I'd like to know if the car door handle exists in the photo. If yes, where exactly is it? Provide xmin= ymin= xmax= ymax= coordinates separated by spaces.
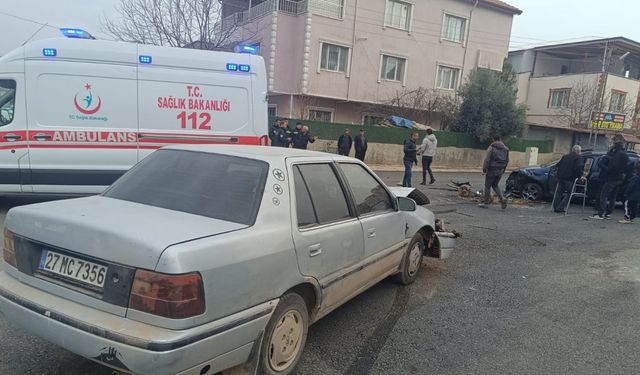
xmin=3 ymin=134 xmax=21 ymax=142
xmin=309 ymin=244 xmax=322 ymax=257
xmin=33 ymin=134 xmax=52 ymax=141
xmin=367 ymin=228 xmax=376 ymax=238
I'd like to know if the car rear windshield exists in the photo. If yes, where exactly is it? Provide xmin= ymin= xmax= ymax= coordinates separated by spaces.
xmin=104 ymin=149 xmax=268 ymax=225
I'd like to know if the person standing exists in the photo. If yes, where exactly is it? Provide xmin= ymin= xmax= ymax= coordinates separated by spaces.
xmin=271 ymin=121 xmax=289 ymax=147
xmin=418 ymin=128 xmax=438 ymax=185
xmin=591 ymin=140 xmax=629 ymax=219
xmin=337 ymin=129 xmax=353 ymax=156
xmin=553 ymin=145 xmax=584 ymax=213
xmin=287 ymin=122 xmax=303 ymax=148
xmin=354 ymin=129 xmax=368 ymax=162
xmin=292 ymin=126 xmax=318 ymax=150
xmin=620 ymin=164 xmax=640 ymax=224
xmin=479 ymin=135 xmax=510 ymax=209
xmin=402 ymin=131 xmax=419 ymax=187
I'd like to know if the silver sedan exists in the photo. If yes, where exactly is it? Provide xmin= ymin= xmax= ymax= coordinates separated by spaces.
xmin=0 ymin=145 xmax=455 ymax=375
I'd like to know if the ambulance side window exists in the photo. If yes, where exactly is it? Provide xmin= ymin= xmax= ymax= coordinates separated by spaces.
xmin=0 ymin=80 xmax=16 ymax=126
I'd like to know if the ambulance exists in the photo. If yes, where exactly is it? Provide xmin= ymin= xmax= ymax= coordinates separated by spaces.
xmin=0 ymin=32 xmax=268 ymax=195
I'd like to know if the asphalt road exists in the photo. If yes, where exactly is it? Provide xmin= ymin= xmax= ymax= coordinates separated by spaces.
xmin=2 ymin=171 xmax=640 ymax=374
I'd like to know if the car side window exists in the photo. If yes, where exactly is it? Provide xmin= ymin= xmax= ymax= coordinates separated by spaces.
xmin=295 ymin=164 xmax=351 ymax=226
xmin=293 ymin=167 xmax=317 ymax=227
xmin=339 ymin=163 xmax=394 ymax=215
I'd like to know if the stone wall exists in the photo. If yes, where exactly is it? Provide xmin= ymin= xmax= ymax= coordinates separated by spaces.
xmin=308 ymin=140 xmax=559 ymax=169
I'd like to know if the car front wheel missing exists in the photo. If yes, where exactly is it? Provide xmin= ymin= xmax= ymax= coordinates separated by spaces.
xmin=259 ymin=293 xmax=309 ymax=375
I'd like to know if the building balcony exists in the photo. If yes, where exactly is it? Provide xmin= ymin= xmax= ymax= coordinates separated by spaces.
xmin=220 ymin=0 xmax=344 ymax=29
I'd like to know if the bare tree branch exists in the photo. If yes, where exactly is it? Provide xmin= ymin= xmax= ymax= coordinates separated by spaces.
xmin=101 ymin=0 xmax=254 ymax=49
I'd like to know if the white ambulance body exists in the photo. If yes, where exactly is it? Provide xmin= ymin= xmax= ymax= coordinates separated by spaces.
xmin=0 ymin=37 xmax=268 ymax=195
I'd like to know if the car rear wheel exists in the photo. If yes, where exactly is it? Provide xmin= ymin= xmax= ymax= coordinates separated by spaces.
xmin=407 ymin=189 xmax=430 ymax=205
xmin=522 ymin=182 xmax=543 ymax=201
xmin=394 ymin=234 xmax=424 ymax=285
xmin=259 ymin=293 xmax=309 ymax=375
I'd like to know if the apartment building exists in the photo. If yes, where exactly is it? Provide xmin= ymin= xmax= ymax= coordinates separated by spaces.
xmin=509 ymin=37 xmax=640 ymax=152
xmin=221 ymin=0 xmax=521 ymax=125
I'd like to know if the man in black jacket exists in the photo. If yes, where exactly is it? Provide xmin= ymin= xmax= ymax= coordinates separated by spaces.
xmin=292 ymin=126 xmax=317 ymax=150
xmin=479 ymin=135 xmax=510 ymax=209
xmin=354 ymin=129 xmax=368 ymax=161
xmin=553 ymin=145 xmax=583 ymax=213
xmin=591 ymin=141 xmax=629 ymax=219
xmin=337 ymin=129 xmax=353 ymax=156
xmin=402 ymin=131 xmax=419 ymax=187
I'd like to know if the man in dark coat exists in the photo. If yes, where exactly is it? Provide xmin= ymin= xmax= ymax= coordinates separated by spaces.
xmin=591 ymin=141 xmax=629 ymax=219
xmin=292 ymin=126 xmax=317 ymax=150
xmin=270 ymin=121 xmax=289 ymax=147
xmin=479 ymin=135 xmax=510 ymax=209
xmin=553 ymin=145 xmax=584 ymax=213
xmin=354 ymin=129 xmax=368 ymax=162
xmin=402 ymin=131 xmax=420 ymax=187
xmin=337 ymin=129 xmax=353 ymax=156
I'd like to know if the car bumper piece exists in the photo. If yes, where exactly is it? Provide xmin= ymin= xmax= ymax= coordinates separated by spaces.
xmin=0 ymin=269 xmax=277 ymax=375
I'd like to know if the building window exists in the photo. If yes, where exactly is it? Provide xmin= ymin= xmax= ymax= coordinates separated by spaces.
xmin=441 ymin=14 xmax=466 ymax=43
xmin=380 ymin=55 xmax=406 ymax=82
xmin=308 ymin=107 xmax=334 ymax=122
xmin=436 ymin=65 xmax=460 ymax=90
xmin=363 ymin=114 xmax=386 ymax=126
xmin=320 ymin=43 xmax=349 ymax=73
xmin=268 ymin=105 xmax=277 ymax=118
xmin=385 ymin=0 xmax=412 ymax=31
xmin=548 ymin=89 xmax=571 ymax=108
xmin=610 ymin=90 xmax=627 ymax=113
xmin=310 ymin=0 xmax=345 ymax=19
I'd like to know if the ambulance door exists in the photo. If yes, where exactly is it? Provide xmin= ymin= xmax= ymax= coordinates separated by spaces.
xmin=136 ymin=46 xmax=253 ymax=161
xmin=0 ymin=76 xmax=29 ymax=193
xmin=25 ymin=44 xmax=138 ymax=194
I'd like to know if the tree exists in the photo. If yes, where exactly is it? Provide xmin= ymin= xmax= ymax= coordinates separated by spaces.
xmin=452 ymin=62 xmax=526 ymax=141
xmin=553 ymin=77 xmax=638 ymax=129
xmin=101 ymin=0 xmax=246 ymax=49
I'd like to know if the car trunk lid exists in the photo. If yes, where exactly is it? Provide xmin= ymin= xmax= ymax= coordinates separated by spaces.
xmin=6 ymin=196 xmax=247 ymax=270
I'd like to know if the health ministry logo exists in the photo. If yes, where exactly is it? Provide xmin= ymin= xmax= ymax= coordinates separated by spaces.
xmin=73 ymin=83 xmax=102 ymax=115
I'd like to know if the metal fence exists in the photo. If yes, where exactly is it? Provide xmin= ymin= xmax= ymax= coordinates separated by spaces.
xmin=220 ymin=0 xmax=344 ymax=30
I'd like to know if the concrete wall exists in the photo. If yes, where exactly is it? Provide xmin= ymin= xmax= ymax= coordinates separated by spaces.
xmin=308 ymin=139 xmax=557 ymax=169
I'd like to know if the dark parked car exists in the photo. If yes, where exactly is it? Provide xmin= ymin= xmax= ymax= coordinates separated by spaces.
xmin=505 ymin=150 xmax=639 ymax=202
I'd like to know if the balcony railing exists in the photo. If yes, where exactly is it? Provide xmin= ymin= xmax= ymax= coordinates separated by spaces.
xmin=220 ymin=0 xmax=343 ymax=30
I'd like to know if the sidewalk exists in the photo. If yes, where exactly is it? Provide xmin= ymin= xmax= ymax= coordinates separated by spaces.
xmin=369 ymin=164 xmax=483 ymax=173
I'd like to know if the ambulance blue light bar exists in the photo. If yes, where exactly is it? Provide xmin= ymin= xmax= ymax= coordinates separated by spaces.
xmin=42 ymin=48 xmax=57 ymax=57
xmin=226 ymin=63 xmax=239 ymax=71
xmin=60 ymin=28 xmax=95 ymax=40
xmin=239 ymin=64 xmax=251 ymax=72
xmin=139 ymin=55 xmax=152 ymax=64
xmin=238 ymin=45 xmax=258 ymax=54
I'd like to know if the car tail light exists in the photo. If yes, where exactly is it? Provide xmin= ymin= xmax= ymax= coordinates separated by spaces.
xmin=129 ymin=270 xmax=205 ymax=319
xmin=3 ymin=229 xmax=16 ymax=267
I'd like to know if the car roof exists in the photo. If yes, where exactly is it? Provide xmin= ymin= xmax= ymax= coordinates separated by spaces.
xmin=163 ymin=144 xmax=354 ymax=162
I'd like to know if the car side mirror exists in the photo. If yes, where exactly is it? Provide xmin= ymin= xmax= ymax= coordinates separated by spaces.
xmin=397 ymin=196 xmax=416 ymax=212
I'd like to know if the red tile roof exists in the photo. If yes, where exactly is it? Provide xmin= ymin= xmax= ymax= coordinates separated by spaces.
xmin=478 ymin=0 xmax=523 ymax=15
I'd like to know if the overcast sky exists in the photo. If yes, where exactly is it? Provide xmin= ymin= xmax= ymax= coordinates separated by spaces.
xmin=1 ymin=0 xmax=639 ymax=55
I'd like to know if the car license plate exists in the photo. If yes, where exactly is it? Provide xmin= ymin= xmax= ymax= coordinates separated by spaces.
xmin=38 ymin=250 xmax=107 ymax=288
